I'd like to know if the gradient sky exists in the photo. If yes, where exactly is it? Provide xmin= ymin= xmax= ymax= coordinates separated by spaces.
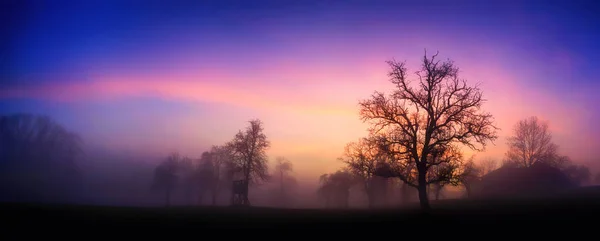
xmin=2 ymin=0 xmax=600 ymax=182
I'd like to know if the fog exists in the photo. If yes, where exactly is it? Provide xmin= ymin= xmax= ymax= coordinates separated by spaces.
xmin=1 ymin=112 xmax=597 ymax=210
xmin=2 ymin=1 xmax=600 ymax=212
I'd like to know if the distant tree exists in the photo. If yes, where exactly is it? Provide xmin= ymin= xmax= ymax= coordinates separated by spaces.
xmin=595 ymin=173 xmax=600 ymax=185
xmin=479 ymin=157 xmax=499 ymax=175
xmin=195 ymin=151 xmax=215 ymax=205
xmin=179 ymin=156 xmax=197 ymax=205
xmin=207 ymin=145 xmax=232 ymax=205
xmin=505 ymin=116 xmax=560 ymax=167
xmin=152 ymin=152 xmax=180 ymax=207
xmin=426 ymin=145 xmax=464 ymax=200
xmin=359 ymin=51 xmax=499 ymax=210
xmin=563 ymin=164 xmax=591 ymax=186
xmin=0 ymin=114 xmax=84 ymax=203
xmin=271 ymin=156 xmax=297 ymax=207
xmin=316 ymin=170 xmax=356 ymax=208
xmin=228 ymin=119 xmax=271 ymax=205
xmin=341 ymin=137 xmax=384 ymax=208
xmin=457 ymin=157 xmax=479 ymax=198
xmin=457 ymin=156 xmax=499 ymax=198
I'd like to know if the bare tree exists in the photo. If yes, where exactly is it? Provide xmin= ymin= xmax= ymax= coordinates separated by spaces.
xmin=0 ymin=114 xmax=84 ymax=203
xmin=179 ymin=156 xmax=196 ymax=205
xmin=359 ymin=51 xmax=499 ymax=210
xmin=341 ymin=137 xmax=386 ymax=207
xmin=456 ymin=156 xmax=482 ymax=198
xmin=316 ymin=170 xmax=356 ymax=208
xmin=274 ymin=157 xmax=294 ymax=194
xmin=564 ymin=164 xmax=591 ymax=186
xmin=456 ymin=156 xmax=500 ymax=198
xmin=228 ymin=119 xmax=271 ymax=205
xmin=207 ymin=145 xmax=231 ymax=205
xmin=195 ymin=151 xmax=215 ymax=205
xmin=426 ymin=145 xmax=464 ymax=200
xmin=152 ymin=152 xmax=180 ymax=207
xmin=478 ymin=157 xmax=499 ymax=176
xmin=505 ymin=116 xmax=559 ymax=167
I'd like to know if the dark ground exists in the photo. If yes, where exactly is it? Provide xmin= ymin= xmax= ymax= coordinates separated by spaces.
xmin=2 ymin=186 xmax=600 ymax=236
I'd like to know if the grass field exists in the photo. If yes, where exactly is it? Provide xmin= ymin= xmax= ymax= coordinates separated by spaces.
xmin=2 ymin=186 xmax=600 ymax=233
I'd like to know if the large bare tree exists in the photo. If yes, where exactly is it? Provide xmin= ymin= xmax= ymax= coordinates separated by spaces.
xmin=505 ymin=116 xmax=559 ymax=167
xmin=359 ymin=51 xmax=499 ymax=210
xmin=228 ymin=119 xmax=270 ymax=205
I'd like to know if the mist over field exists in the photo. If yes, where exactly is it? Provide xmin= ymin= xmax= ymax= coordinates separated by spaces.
xmin=1 ymin=0 xmax=600 ymax=215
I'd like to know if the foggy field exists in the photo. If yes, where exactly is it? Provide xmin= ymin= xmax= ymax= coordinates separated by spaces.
xmin=4 ymin=186 xmax=600 ymax=230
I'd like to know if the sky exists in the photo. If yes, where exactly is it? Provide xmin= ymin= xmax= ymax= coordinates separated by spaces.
xmin=1 ymin=0 xmax=600 ymax=183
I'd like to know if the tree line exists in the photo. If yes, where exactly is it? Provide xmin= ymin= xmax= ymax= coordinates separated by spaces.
xmin=1 ymin=50 xmax=598 ymax=210
xmin=316 ymin=51 xmax=595 ymax=210
xmin=150 ymin=119 xmax=297 ymax=207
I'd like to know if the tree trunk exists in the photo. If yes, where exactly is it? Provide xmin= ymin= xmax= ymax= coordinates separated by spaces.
xmin=417 ymin=169 xmax=430 ymax=211
xmin=244 ymin=163 xmax=251 ymax=206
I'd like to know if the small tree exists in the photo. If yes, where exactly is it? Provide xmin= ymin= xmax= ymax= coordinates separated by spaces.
xmin=195 ymin=151 xmax=215 ymax=205
xmin=152 ymin=152 xmax=181 ymax=207
xmin=505 ymin=116 xmax=559 ymax=167
xmin=341 ymin=137 xmax=385 ymax=207
xmin=207 ymin=145 xmax=232 ymax=205
xmin=271 ymin=156 xmax=297 ymax=207
xmin=179 ymin=156 xmax=197 ymax=205
xmin=317 ymin=170 xmax=356 ymax=208
xmin=563 ymin=164 xmax=591 ymax=186
xmin=360 ymin=51 xmax=499 ymax=210
xmin=228 ymin=119 xmax=271 ymax=205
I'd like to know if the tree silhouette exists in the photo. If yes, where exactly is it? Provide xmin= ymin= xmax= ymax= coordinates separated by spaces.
xmin=359 ymin=51 xmax=499 ymax=210
xmin=270 ymin=156 xmax=297 ymax=207
xmin=195 ymin=151 xmax=215 ymax=205
xmin=563 ymin=164 xmax=591 ymax=186
xmin=152 ymin=152 xmax=180 ymax=207
xmin=0 ymin=113 xmax=84 ymax=203
xmin=458 ymin=157 xmax=499 ymax=198
xmin=207 ymin=145 xmax=232 ymax=205
xmin=505 ymin=116 xmax=560 ymax=167
xmin=228 ymin=119 xmax=270 ymax=205
xmin=317 ymin=170 xmax=356 ymax=208
xmin=479 ymin=157 xmax=499 ymax=175
xmin=179 ymin=155 xmax=197 ymax=205
xmin=341 ymin=137 xmax=385 ymax=207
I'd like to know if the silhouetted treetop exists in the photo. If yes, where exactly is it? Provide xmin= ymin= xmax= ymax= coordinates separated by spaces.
xmin=0 ymin=113 xmax=84 ymax=203
xmin=505 ymin=116 xmax=559 ymax=168
xmin=359 ymin=50 xmax=499 ymax=210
